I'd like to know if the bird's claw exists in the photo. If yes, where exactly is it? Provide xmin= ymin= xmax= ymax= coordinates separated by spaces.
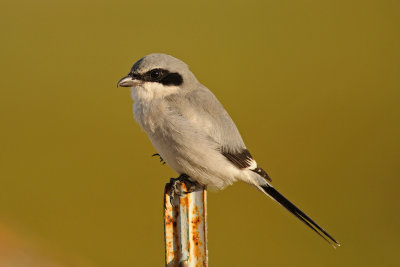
xmin=152 ymin=153 xmax=166 ymax=165
xmin=169 ymin=174 xmax=203 ymax=204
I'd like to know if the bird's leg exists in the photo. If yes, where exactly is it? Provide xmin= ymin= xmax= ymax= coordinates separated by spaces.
xmin=169 ymin=174 xmax=204 ymax=203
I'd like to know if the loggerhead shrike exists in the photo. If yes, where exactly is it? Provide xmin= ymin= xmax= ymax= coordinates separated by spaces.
xmin=117 ymin=53 xmax=340 ymax=247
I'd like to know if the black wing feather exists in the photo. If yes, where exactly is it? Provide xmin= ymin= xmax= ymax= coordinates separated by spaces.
xmin=222 ymin=148 xmax=272 ymax=182
xmin=222 ymin=148 xmax=253 ymax=169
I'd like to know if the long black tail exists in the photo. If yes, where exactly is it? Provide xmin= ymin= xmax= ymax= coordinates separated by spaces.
xmin=261 ymin=184 xmax=340 ymax=248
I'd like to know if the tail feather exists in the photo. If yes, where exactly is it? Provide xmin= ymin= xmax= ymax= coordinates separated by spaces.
xmin=260 ymin=184 xmax=340 ymax=248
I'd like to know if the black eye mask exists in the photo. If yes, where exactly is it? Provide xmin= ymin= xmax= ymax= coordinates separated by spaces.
xmin=129 ymin=68 xmax=183 ymax=86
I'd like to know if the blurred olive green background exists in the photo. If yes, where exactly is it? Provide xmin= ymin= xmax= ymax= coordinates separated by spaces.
xmin=0 ymin=0 xmax=399 ymax=266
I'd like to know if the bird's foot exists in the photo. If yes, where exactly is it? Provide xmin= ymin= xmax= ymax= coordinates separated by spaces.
xmin=152 ymin=153 xmax=166 ymax=165
xmin=169 ymin=174 xmax=203 ymax=204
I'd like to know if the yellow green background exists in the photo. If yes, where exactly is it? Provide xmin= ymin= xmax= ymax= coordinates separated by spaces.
xmin=0 ymin=0 xmax=399 ymax=266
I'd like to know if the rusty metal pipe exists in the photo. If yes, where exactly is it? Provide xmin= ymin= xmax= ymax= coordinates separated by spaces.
xmin=164 ymin=182 xmax=208 ymax=267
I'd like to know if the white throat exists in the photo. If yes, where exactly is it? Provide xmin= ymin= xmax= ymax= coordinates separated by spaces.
xmin=130 ymin=82 xmax=180 ymax=103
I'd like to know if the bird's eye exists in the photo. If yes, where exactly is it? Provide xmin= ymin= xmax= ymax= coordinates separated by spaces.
xmin=150 ymin=69 xmax=162 ymax=80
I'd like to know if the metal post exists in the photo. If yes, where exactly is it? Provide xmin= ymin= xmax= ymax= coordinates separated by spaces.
xmin=164 ymin=182 xmax=208 ymax=267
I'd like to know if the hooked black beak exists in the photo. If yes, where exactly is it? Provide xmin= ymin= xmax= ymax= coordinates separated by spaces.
xmin=117 ymin=74 xmax=139 ymax=88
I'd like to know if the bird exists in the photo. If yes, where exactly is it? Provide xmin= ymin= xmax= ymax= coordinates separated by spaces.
xmin=117 ymin=53 xmax=340 ymax=248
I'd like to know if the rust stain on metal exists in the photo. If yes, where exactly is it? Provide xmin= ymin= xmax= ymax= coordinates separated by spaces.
xmin=190 ymin=211 xmax=203 ymax=261
xmin=165 ymin=215 xmax=173 ymax=226
xmin=192 ymin=219 xmax=201 ymax=245
xmin=164 ymin=184 xmax=181 ymax=266
xmin=164 ymin=181 xmax=208 ymax=266
xmin=202 ymin=189 xmax=208 ymax=264
xmin=179 ymin=184 xmax=188 ymax=208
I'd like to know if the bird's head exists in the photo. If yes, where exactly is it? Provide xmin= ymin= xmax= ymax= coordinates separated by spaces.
xmin=117 ymin=53 xmax=197 ymax=101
